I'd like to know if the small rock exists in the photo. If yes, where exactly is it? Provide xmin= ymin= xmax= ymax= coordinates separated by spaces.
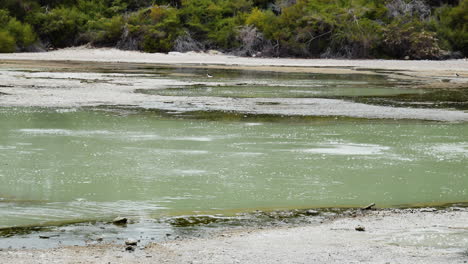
xmin=420 ymin=208 xmax=437 ymax=212
xmin=125 ymin=238 xmax=138 ymax=246
xmin=404 ymin=56 xmax=410 ymax=60
xmin=355 ymin=225 xmax=365 ymax=232
xmin=112 ymin=217 xmax=128 ymax=225
xmin=362 ymin=203 xmax=376 ymax=210
xmin=125 ymin=246 xmax=135 ymax=252
xmin=96 ymin=237 xmax=104 ymax=242
xmin=305 ymin=210 xmax=320 ymax=216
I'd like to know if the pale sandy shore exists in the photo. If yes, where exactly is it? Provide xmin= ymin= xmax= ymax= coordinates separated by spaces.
xmin=0 ymin=47 xmax=467 ymax=76
xmin=1 ymin=209 xmax=467 ymax=264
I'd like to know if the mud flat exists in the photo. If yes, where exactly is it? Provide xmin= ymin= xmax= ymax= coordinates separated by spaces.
xmin=0 ymin=208 xmax=467 ymax=264
xmin=0 ymin=53 xmax=467 ymax=121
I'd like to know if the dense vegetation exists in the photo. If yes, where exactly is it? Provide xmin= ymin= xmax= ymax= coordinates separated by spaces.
xmin=0 ymin=0 xmax=466 ymax=59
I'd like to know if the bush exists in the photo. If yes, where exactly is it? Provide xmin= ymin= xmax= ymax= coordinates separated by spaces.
xmin=5 ymin=18 xmax=36 ymax=47
xmin=0 ymin=9 xmax=36 ymax=50
xmin=434 ymin=0 xmax=468 ymax=56
xmin=235 ymin=25 xmax=265 ymax=56
xmin=327 ymin=18 xmax=382 ymax=58
xmin=30 ymin=7 xmax=88 ymax=48
xmin=382 ymin=21 xmax=443 ymax=59
xmin=124 ymin=5 xmax=183 ymax=53
xmin=174 ymin=31 xmax=205 ymax=52
xmin=87 ymin=15 xmax=125 ymax=45
xmin=0 ymin=30 xmax=15 ymax=52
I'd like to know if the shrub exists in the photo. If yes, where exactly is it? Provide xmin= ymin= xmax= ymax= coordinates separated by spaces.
xmin=382 ymin=21 xmax=443 ymax=59
xmin=236 ymin=25 xmax=264 ymax=56
xmin=31 ymin=7 xmax=88 ymax=48
xmin=5 ymin=18 xmax=36 ymax=47
xmin=434 ymin=0 xmax=468 ymax=56
xmin=0 ymin=9 xmax=36 ymax=50
xmin=87 ymin=15 xmax=125 ymax=45
xmin=327 ymin=18 xmax=382 ymax=58
xmin=0 ymin=30 xmax=15 ymax=52
xmin=174 ymin=31 xmax=205 ymax=52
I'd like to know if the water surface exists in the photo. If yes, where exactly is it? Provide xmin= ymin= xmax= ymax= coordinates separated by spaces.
xmin=1 ymin=108 xmax=466 ymax=229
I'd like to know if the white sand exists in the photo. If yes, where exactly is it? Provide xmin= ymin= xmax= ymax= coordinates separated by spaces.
xmin=0 ymin=47 xmax=467 ymax=74
xmin=1 ymin=209 xmax=467 ymax=263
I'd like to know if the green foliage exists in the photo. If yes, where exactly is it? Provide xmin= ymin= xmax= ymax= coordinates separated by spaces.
xmin=434 ymin=0 xmax=468 ymax=55
xmin=29 ymin=7 xmax=88 ymax=47
xmin=86 ymin=15 xmax=125 ymax=45
xmin=330 ymin=18 xmax=383 ymax=58
xmin=0 ymin=30 xmax=15 ymax=52
xmin=6 ymin=18 xmax=36 ymax=47
xmin=0 ymin=9 xmax=36 ymax=50
xmin=383 ymin=20 xmax=442 ymax=59
xmin=0 ymin=0 xmax=466 ymax=58
xmin=125 ymin=5 xmax=183 ymax=52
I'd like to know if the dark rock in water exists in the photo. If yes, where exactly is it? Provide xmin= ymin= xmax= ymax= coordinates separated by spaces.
xmin=125 ymin=238 xmax=138 ymax=246
xmin=112 ymin=217 xmax=128 ymax=225
xmin=39 ymin=234 xmax=59 ymax=239
xmin=362 ymin=203 xmax=376 ymax=210
xmin=305 ymin=210 xmax=320 ymax=216
xmin=355 ymin=225 xmax=365 ymax=232
xmin=125 ymin=245 xmax=135 ymax=252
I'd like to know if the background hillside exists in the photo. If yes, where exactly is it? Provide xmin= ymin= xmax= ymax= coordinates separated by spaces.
xmin=0 ymin=0 xmax=466 ymax=59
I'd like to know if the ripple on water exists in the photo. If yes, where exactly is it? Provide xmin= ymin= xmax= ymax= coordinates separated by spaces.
xmin=293 ymin=143 xmax=390 ymax=155
xmin=426 ymin=143 xmax=468 ymax=160
xmin=172 ymin=169 xmax=207 ymax=176
xmin=124 ymin=134 xmax=214 ymax=142
xmin=17 ymin=129 xmax=114 ymax=136
xmin=0 ymin=146 xmax=16 ymax=150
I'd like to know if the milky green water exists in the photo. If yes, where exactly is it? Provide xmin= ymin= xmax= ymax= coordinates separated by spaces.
xmin=0 ymin=107 xmax=467 ymax=228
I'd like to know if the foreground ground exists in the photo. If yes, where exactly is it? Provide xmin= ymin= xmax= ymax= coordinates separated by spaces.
xmin=1 ymin=209 xmax=467 ymax=264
